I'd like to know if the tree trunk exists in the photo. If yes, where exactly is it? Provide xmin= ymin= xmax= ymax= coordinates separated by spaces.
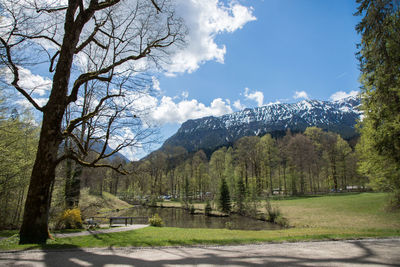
xmin=283 ymin=163 xmax=287 ymax=195
xmin=332 ymin=158 xmax=338 ymax=191
xmin=308 ymin=166 xmax=313 ymax=194
xmin=269 ymin=164 xmax=273 ymax=195
xmin=19 ymin=117 xmax=62 ymax=243
xmin=66 ymin=164 xmax=82 ymax=208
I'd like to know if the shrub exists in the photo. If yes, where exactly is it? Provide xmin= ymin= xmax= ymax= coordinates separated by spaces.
xmin=149 ymin=196 xmax=158 ymax=207
xmin=265 ymin=198 xmax=289 ymax=226
xmin=148 ymin=213 xmax=164 ymax=227
xmin=59 ymin=208 xmax=83 ymax=229
xmin=225 ymin=221 xmax=233 ymax=230
xmin=275 ymin=216 xmax=289 ymax=228
xmin=265 ymin=200 xmax=281 ymax=222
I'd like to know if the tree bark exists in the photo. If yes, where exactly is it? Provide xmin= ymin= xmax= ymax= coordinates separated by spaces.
xmin=19 ymin=113 xmax=63 ymax=243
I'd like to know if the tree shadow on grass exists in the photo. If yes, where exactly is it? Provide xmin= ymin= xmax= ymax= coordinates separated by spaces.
xmin=0 ymin=239 xmax=399 ymax=266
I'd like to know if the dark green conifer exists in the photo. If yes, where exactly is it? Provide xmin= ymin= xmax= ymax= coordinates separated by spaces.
xmin=219 ymin=177 xmax=231 ymax=213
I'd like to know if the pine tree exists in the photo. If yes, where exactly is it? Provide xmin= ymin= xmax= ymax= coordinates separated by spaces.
xmin=219 ymin=177 xmax=231 ymax=213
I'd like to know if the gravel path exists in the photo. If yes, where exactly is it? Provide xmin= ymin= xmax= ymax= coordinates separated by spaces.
xmin=0 ymin=238 xmax=399 ymax=266
xmin=53 ymin=224 xmax=149 ymax=238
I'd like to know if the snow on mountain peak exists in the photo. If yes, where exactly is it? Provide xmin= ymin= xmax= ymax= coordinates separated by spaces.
xmin=165 ymin=97 xmax=361 ymax=153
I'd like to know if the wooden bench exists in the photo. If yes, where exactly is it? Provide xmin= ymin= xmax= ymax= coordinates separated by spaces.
xmin=85 ymin=217 xmax=101 ymax=229
xmin=109 ymin=216 xmax=148 ymax=226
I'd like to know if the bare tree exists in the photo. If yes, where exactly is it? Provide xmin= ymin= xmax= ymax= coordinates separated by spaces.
xmin=0 ymin=0 xmax=185 ymax=243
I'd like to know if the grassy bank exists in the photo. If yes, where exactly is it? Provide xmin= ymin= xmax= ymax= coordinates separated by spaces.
xmin=271 ymin=193 xmax=400 ymax=230
xmin=1 ymin=192 xmax=399 ymax=250
xmin=79 ymin=189 xmax=132 ymax=217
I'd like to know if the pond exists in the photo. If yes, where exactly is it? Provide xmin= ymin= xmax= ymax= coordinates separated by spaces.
xmin=120 ymin=206 xmax=282 ymax=230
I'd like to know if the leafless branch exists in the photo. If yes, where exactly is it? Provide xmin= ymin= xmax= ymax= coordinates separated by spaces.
xmin=0 ymin=37 xmax=44 ymax=112
xmin=35 ymin=6 xmax=68 ymax=14
xmin=89 ymin=0 xmax=122 ymax=12
xmin=49 ymin=51 xmax=60 ymax=72
xmin=57 ymin=153 xmax=128 ymax=175
xmin=64 ymin=93 xmax=122 ymax=135
xmin=150 ymin=0 xmax=162 ymax=13
xmin=75 ymin=19 xmax=108 ymax=53
xmin=13 ymin=33 xmax=62 ymax=48
xmin=65 ymin=132 xmax=88 ymax=156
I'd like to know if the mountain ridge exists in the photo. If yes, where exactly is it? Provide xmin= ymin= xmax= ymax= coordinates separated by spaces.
xmin=160 ymin=96 xmax=362 ymax=154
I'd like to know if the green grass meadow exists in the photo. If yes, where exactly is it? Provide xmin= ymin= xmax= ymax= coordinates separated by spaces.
xmin=270 ymin=192 xmax=400 ymax=229
xmin=1 ymin=193 xmax=399 ymax=250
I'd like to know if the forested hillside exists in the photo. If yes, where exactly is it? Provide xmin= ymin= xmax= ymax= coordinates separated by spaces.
xmin=127 ymin=127 xmax=365 ymax=202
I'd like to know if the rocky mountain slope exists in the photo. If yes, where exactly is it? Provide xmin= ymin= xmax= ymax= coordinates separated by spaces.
xmin=161 ymin=96 xmax=361 ymax=154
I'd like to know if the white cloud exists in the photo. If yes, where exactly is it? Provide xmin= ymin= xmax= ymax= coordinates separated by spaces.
xmin=329 ymin=90 xmax=359 ymax=101
xmin=152 ymin=76 xmax=161 ymax=91
xmin=233 ymin=99 xmax=246 ymax=110
xmin=181 ymin=91 xmax=189 ymax=99
xmin=244 ymin=87 xmax=264 ymax=107
xmin=151 ymin=96 xmax=232 ymax=124
xmin=168 ymin=0 xmax=256 ymax=74
xmin=293 ymin=91 xmax=309 ymax=99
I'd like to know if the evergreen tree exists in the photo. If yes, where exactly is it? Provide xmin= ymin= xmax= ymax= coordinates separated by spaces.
xmin=218 ymin=177 xmax=231 ymax=213
xmin=355 ymin=0 xmax=400 ymax=206
xmin=235 ymin=177 xmax=246 ymax=215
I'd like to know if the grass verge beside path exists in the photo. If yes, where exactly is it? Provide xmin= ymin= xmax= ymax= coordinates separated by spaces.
xmin=1 ymin=192 xmax=399 ymax=250
xmin=1 ymin=227 xmax=399 ymax=251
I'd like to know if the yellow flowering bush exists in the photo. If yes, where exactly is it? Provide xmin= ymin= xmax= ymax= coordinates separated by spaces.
xmin=60 ymin=208 xmax=83 ymax=229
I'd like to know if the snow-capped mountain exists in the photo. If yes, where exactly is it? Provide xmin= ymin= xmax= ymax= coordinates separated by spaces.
xmin=161 ymin=96 xmax=362 ymax=154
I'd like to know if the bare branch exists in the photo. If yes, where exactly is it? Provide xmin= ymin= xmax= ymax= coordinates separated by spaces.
xmin=35 ymin=6 xmax=68 ymax=14
xmin=68 ymin=74 xmax=112 ymax=104
xmin=65 ymin=132 xmax=88 ymax=156
xmin=75 ymin=19 xmax=108 ymax=53
xmin=64 ymin=93 xmax=122 ymax=135
xmin=150 ymin=0 xmax=162 ymax=13
xmin=49 ymin=51 xmax=60 ymax=72
xmin=68 ymin=25 xmax=178 ymax=105
xmin=0 ymin=37 xmax=44 ymax=112
xmin=97 ymin=115 xmax=115 ymax=159
xmin=57 ymin=153 xmax=128 ymax=175
xmin=89 ymin=0 xmax=122 ymax=11
xmin=13 ymin=33 xmax=62 ymax=48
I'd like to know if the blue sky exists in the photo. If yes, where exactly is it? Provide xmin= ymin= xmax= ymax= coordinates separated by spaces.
xmin=146 ymin=0 xmax=362 ymax=157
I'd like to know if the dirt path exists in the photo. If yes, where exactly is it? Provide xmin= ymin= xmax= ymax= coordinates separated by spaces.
xmin=1 ymin=238 xmax=399 ymax=266
xmin=53 ymin=224 xmax=149 ymax=238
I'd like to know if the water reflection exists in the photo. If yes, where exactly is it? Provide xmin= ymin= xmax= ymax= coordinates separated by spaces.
xmin=121 ymin=206 xmax=281 ymax=230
